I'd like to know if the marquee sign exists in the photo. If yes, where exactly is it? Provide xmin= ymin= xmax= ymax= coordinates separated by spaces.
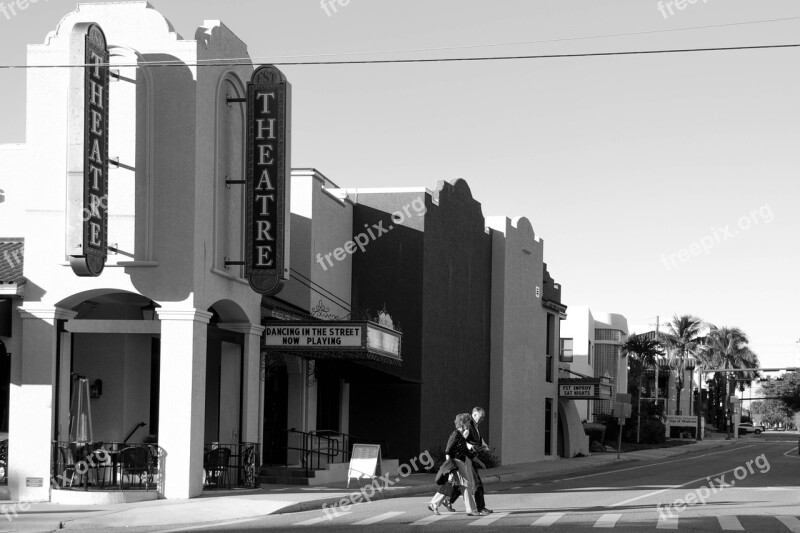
xmin=245 ymin=65 xmax=291 ymax=294
xmin=558 ymin=378 xmax=613 ymax=400
xmin=263 ymin=320 xmax=402 ymax=365
xmin=67 ymin=23 xmax=109 ymax=277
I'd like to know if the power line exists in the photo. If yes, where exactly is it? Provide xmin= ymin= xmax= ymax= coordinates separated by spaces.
xmin=2 ymin=42 xmax=800 ymax=70
xmin=238 ymin=15 xmax=800 ymax=60
xmin=288 ymin=267 xmax=351 ymax=312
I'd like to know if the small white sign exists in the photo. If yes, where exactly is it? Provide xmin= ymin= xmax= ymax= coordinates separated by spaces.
xmin=346 ymin=444 xmax=382 ymax=488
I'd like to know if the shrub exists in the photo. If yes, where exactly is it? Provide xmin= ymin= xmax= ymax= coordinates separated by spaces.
xmin=640 ymin=420 xmax=666 ymax=444
xmin=477 ymin=447 xmax=501 ymax=469
xmin=583 ymin=422 xmax=606 ymax=445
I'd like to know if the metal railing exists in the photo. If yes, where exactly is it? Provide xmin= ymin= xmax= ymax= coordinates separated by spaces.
xmin=202 ymin=442 xmax=261 ymax=490
xmin=266 ymin=428 xmax=387 ymax=476
xmin=309 ymin=430 xmax=388 ymax=463
xmin=52 ymin=441 xmax=161 ymax=492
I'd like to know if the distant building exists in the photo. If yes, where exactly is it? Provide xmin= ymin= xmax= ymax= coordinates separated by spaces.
xmin=561 ymin=307 xmax=629 ymax=421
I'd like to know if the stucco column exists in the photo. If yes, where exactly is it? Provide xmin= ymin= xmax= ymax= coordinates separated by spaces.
xmin=9 ymin=307 xmax=76 ymax=502
xmin=156 ymin=308 xmax=211 ymax=499
xmin=217 ymin=323 xmax=264 ymax=446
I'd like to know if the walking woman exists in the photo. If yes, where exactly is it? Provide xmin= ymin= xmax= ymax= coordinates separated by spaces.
xmin=427 ymin=413 xmax=484 ymax=516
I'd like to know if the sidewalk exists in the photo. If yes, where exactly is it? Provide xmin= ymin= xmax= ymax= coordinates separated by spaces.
xmin=4 ymin=438 xmax=741 ymax=532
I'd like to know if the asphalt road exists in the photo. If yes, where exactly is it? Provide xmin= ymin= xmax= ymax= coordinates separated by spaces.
xmin=164 ymin=434 xmax=800 ymax=532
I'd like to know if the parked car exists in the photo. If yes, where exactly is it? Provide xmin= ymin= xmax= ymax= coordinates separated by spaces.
xmin=737 ymin=423 xmax=765 ymax=435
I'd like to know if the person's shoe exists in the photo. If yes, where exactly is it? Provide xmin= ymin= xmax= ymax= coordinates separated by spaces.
xmin=478 ymin=508 xmax=493 ymax=515
xmin=467 ymin=511 xmax=482 ymax=516
xmin=442 ymin=500 xmax=455 ymax=512
xmin=427 ymin=503 xmax=440 ymax=515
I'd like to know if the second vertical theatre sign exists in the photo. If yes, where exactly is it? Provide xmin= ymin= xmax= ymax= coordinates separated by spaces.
xmin=245 ymin=65 xmax=291 ymax=294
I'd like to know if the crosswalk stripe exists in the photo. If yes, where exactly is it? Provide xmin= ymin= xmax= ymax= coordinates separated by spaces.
xmin=532 ymin=513 xmax=564 ymax=526
xmin=594 ymin=514 xmax=621 ymax=528
xmin=718 ymin=515 xmax=744 ymax=530
xmin=656 ymin=514 xmax=678 ymax=529
xmin=352 ymin=511 xmax=405 ymax=525
xmin=293 ymin=512 xmax=351 ymax=526
xmin=777 ymin=516 xmax=800 ymax=532
xmin=410 ymin=514 xmax=454 ymax=526
xmin=468 ymin=512 xmax=508 ymax=526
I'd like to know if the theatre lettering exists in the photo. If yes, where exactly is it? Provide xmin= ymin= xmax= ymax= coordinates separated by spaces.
xmin=245 ymin=65 xmax=292 ymax=294
xmin=67 ymin=23 xmax=109 ymax=277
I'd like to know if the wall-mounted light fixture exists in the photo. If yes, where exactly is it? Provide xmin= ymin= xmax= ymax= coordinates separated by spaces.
xmin=141 ymin=303 xmax=157 ymax=321
xmin=90 ymin=379 xmax=103 ymax=398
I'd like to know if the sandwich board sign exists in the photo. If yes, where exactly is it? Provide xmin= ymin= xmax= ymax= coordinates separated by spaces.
xmin=346 ymin=444 xmax=382 ymax=488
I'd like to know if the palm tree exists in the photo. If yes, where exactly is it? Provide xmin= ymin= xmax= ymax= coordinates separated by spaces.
xmin=704 ymin=325 xmax=760 ymax=436
xmin=623 ymin=333 xmax=664 ymax=442
xmin=664 ymin=314 xmax=704 ymax=415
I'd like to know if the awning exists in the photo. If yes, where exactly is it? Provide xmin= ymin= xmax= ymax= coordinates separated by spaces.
xmin=262 ymin=320 xmax=402 ymax=366
xmin=558 ymin=377 xmax=613 ymax=400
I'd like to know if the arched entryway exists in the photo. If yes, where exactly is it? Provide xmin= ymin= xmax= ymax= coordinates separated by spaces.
xmin=202 ymin=300 xmax=261 ymax=489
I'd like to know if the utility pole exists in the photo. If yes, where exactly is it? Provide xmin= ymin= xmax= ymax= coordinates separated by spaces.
xmin=654 ymin=316 xmax=660 ymax=418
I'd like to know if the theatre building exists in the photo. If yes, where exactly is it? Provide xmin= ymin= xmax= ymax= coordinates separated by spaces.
xmin=0 ymin=2 xmax=586 ymax=503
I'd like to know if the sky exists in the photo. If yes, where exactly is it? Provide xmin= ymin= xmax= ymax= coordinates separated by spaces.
xmin=1 ymin=0 xmax=798 ymax=370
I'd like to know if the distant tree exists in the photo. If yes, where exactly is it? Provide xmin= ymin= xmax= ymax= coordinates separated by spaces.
xmin=623 ymin=333 xmax=664 ymax=441
xmin=759 ymin=371 xmax=800 ymax=418
xmin=663 ymin=314 xmax=704 ymax=415
xmin=703 ymin=326 xmax=759 ymax=433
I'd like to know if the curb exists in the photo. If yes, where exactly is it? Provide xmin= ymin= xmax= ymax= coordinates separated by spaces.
xmin=273 ymin=439 xmax=739 ymax=515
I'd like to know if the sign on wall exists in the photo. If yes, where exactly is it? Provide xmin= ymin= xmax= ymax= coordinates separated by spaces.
xmin=245 ymin=65 xmax=291 ymax=294
xmin=665 ymin=415 xmax=698 ymax=428
xmin=558 ymin=378 xmax=613 ymax=400
xmin=264 ymin=324 xmax=363 ymax=348
xmin=67 ymin=23 xmax=109 ymax=277
xmin=261 ymin=320 xmax=402 ymax=365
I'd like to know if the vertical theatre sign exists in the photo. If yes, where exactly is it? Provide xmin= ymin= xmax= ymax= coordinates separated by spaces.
xmin=67 ymin=23 xmax=109 ymax=276
xmin=245 ymin=65 xmax=291 ymax=294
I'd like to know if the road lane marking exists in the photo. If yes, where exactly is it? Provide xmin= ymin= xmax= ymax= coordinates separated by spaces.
xmin=656 ymin=514 xmax=678 ymax=529
xmin=777 ymin=516 xmax=800 ymax=532
xmin=411 ymin=514 xmax=454 ymax=525
xmin=532 ymin=512 xmax=564 ymax=526
xmin=294 ymin=513 xmax=351 ymax=526
xmin=352 ymin=511 xmax=405 ymax=525
xmin=718 ymin=515 xmax=744 ymax=530
xmin=594 ymin=514 xmax=621 ymax=528
xmin=782 ymin=447 xmax=800 ymax=458
xmin=562 ymin=445 xmax=755 ymax=483
xmin=610 ymin=450 xmax=759 ymax=509
xmin=468 ymin=512 xmax=507 ymax=526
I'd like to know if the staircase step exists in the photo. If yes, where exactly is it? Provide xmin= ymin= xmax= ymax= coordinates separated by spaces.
xmin=259 ymin=475 xmax=310 ymax=486
xmin=259 ymin=467 xmax=314 ymax=478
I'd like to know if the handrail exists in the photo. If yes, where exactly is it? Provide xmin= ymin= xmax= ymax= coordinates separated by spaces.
xmin=267 ymin=429 xmax=388 ymax=477
xmin=308 ymin=429 xmax=388 ymax=462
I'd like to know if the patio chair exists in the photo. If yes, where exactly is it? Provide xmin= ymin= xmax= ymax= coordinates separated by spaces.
xmin=118 ymin=447 xmax=151 ymax=489
xmin=55 ymin=446 xmax=76 ymax=488
xmin=203 ymin=447 xmax=231 ymax=489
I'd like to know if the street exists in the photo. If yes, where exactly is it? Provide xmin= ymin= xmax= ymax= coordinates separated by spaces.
xmin=165 ymin=435 xmax=800 ymax=532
